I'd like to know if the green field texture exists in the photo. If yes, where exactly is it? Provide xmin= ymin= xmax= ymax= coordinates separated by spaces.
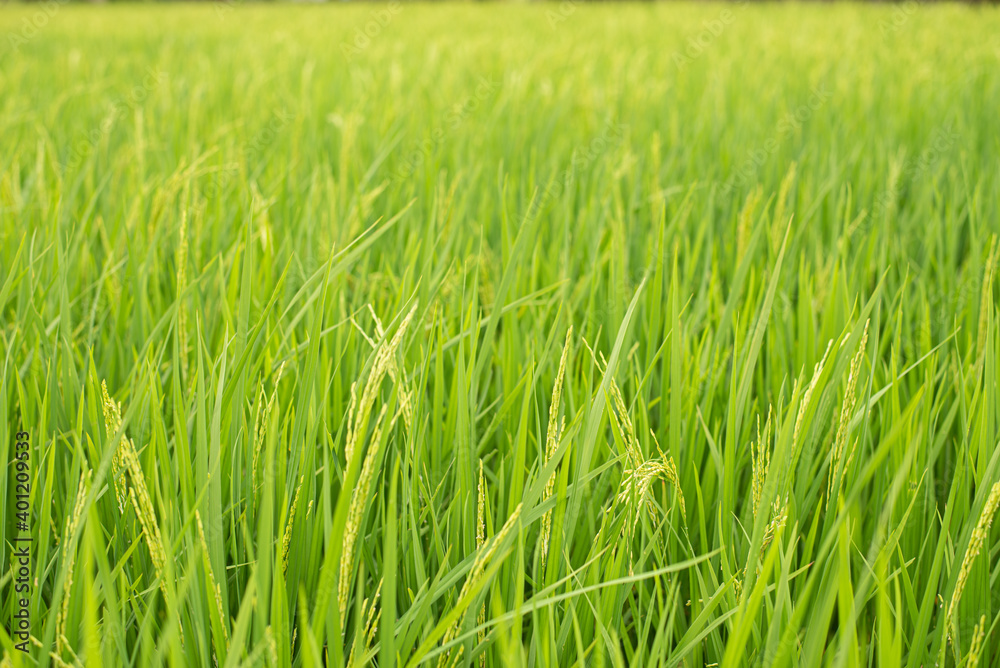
xmin=1 ymin=3 xmax=1000 ymax=666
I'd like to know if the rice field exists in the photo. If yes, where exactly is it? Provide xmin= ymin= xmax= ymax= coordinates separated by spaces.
xmin=1 ymin=2 xmax=1000 ymax=666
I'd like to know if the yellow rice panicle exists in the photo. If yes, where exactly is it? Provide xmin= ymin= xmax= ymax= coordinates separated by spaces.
xmin=965 ymin=614 xmax=987 ymax=668
xmin=339 ymin=404 xmax=400 ymax=623
xmin=56 ymin=468 xmax=91 ymax=657
xmin=345 ymin=303 xmax=417 ymax=464
xmin=827 ymin=320 xmax=869 ymax=508
xmin=347 ymin=580 xmax=382 ymax=668
xmin=476 ymin=461 xmax=489 ymax=666
xmin=751 ymin=407 xmax=773 ymax=520
xmin=975 ymin=235 xmax=998 ymax=358
xmin=281 ymin=475 xmax=305 ymax=576
xmin=101 ymin=381 xmax=169 ymax=595
xmin=100 ymin=381 xmax=129 ymax=514
xmin=196 ymin=510 xmax=230 ymax=648
xmin=793 ymin=339 xmax=833 ymax=454
xmin=438 ymin=505 xmax=522 ymax=668
xmin=540 ymin=327 xmax=572 ymax=564
xmin=946 ymin=481 xmax=1000 ymax=642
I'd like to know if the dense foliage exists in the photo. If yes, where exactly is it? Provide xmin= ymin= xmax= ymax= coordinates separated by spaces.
xmin=1 ymin=4 xmax=999 ymax=666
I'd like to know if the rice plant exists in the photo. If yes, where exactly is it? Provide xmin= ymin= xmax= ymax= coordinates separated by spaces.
xmin=1 ymin=2 xmax=999 ymax=666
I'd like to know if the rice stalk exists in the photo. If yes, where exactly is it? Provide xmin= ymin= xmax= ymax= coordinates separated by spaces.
xmin=438 ymin=504 xmax=522 ymax=668
xmin=176 ymin=204 xmax=189 ymax=380
xmin=540 ymin=326 xmax=572 ymax=564
xmin=476 ymin=459 xmax=487 ymax=667
xmin=345 ymin=303 xmax=417 ymax=464
xmin=946 ymin=481 xmax=1000 ymax=644
xmin=965 ymin=614 xmax=987 ymax=668
xmin=196 ymin=510 xmax=230 ymax=650
xmin=347 ymin=580 xmax=382 ymax=668
xmin=55 ymin=468 xmax=90 ymax=658
xmin=281 ymin=475 xmax=305 ymax=576
xmin=792 ymin=339 xmax=833 ymax=455
xmin=339 ymin=403 xmax=398 ymax=624
xmin=975 ymin=235 xmax=997 ymax=359
xmin=751 ymin=406 xmax=772 ymax=520
xmin=101 ymin=381 xmax=169 ymax=594
xmin=609 ymin=379 xmax=685 ymax=524
xmin=827 ymin=320 xmax=869 ymax=509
